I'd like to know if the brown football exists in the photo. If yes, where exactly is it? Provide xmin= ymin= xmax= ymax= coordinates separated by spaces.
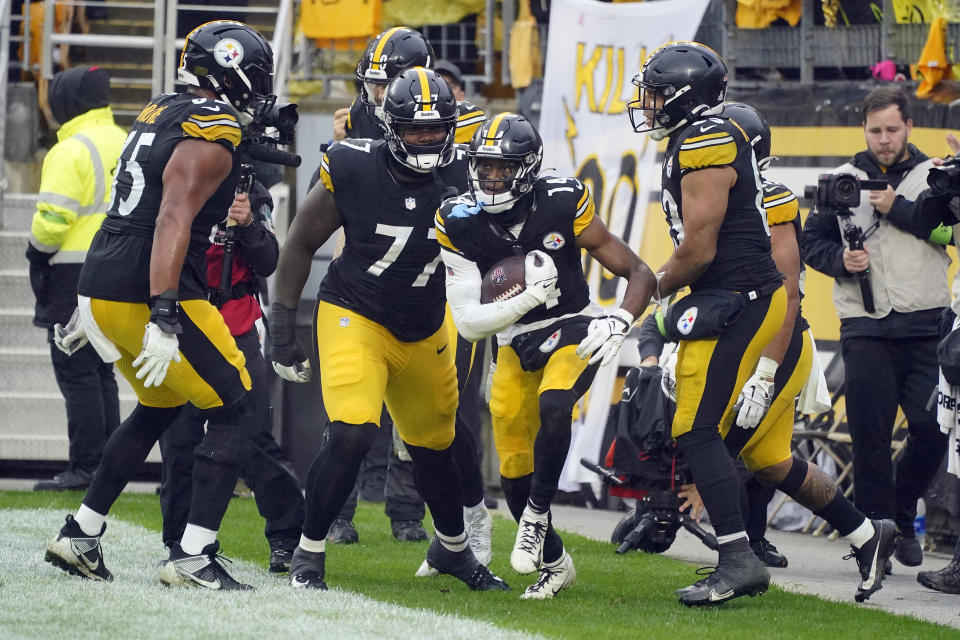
xmin=480 ymin=254 xmax=533 ymax=303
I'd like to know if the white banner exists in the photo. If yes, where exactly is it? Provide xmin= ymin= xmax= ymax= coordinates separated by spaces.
xmin=538 ymin=0 xmax=710 ymax=489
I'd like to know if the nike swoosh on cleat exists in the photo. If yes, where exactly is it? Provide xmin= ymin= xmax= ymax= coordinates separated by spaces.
xmin=709 ymin=589 xmax=734 ymax=602
xmin=183 ymin=571 xmax=220 ymax=589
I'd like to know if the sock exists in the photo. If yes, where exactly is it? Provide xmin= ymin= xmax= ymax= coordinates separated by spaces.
xmin=845 ymin=519 xmax=875 ymax=549
xmin=180 ymin=524 xmax=217 ymax=555
xmin=299 ymin=535 xmax=326 ymax=554
xmin=527 ymin=499 xmax=549 ymax=515
xmin=74 ymin=504 xmax=106 ymax=536
xmin=814 ymin=488 xmax=868 ymax=538
xmin=716 ymin=532 xmax=749 ymax=546
xmin=437 ymin=530 xmax=468 ymax=552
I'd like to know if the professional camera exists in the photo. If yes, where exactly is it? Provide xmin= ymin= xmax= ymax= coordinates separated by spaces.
xmin=928 ymin=157 xmax=960 ymax=195
xmin=240 ymin=99 xmax=301 ymax=168
xmin=803 ymin=173 xmax=887 ymax=210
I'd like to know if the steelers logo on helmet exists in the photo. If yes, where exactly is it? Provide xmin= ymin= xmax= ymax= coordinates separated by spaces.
xmin=381 ymin=67 xmax=457 ymax=173
xmin=214 ymin=38 xmax=244 ymax=67
xmin=627 ymin=41 xmax=727 ymax=141
xmin=467 ymin=112 xmax=543 ymax=214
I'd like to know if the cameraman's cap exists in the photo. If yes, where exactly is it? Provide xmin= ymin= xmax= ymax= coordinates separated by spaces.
xmin=434 ymin=60 xmax=463 ymax=89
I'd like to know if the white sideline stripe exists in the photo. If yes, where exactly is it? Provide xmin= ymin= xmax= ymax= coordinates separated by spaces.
xmin=2 ymin=509 xmax=543 ymax=640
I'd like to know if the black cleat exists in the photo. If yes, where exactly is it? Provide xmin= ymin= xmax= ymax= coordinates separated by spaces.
xmin=326 ymin=518 xmax=359 ymax=544
xmin=44 ymin=515 xmax=113 ymax=581
xmin=893 ymin=536 xmax=923 ymax=567
xmin=846 ymin=519 xmax=900 ymax=602
xmin=918 ymin=556 xmax=960 ymax=594
xmin=392 ymin=519 xmax=429 ymax=542
xmin=160 ymin=541 xmax=253 ymax=590
xmin=425 ymin=536 xmax=511 ymax=591
xmin=678 ymin=548 xmax=769 ymax=607
xmin=34 ymin=469 xmax=93 ymax=491
xmin=289 ymin=547 xmax=328 ymax=590
xmin=269 ymin=548 xmax=293 ymax=573
xmin=750 ymin=537 xmax=788 ymax=568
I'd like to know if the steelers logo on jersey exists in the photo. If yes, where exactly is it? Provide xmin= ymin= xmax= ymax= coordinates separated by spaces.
xmin=677 ymin=307 xmax=698 ymax=335
xmin=543 ymin=232 xmax=565 ymax=250
xmin=214 ymin=39 xmax=244 ymax=67
xmin=666 ymin=155 xmax=674 ymax=179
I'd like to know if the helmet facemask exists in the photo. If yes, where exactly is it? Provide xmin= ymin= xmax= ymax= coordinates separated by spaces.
xmin=628 ymin=76 xmax=699 ymax=141
xmin=468 ymin=154 xmax=538 ymax=213
xmin=382 ymin=67 xmax=457 ymax=173
xmin=385 ymin=118 xmax=456 ymax=172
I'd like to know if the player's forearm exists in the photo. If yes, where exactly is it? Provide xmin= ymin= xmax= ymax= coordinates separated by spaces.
xmin=448 ymin=292 xmax=541 ymax=342
xmin=656 ymin=245 xmax=713 ymax=297
xmin=619 ymin=262 xmax=657 ymax=319
xmin=761 ymin=302 xmax=798 ymax=365
xmin=272 ymin=241 xmax=314 ymax=310
xmin=149 ymin=209 xmax=191 ymax=296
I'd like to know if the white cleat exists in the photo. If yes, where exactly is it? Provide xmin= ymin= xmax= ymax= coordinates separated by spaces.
xmin=464 ymin=502 xmax=493 ymax=566
xmin=520 ymin=551 xmax=576 ymax=600
xmin=511 ymin=506 xmax=548 ymax=574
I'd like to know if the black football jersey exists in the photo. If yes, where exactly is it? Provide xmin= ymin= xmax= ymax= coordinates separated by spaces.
xmin=345 ymin=95 xmax=385 ymax=140
xmin=661 ymin=116 xmax=781 ymax=292
xmin=79 ymin=92 xmax=242 ymax=302
xmin=761 ymin=177 xmax=809 ymax=332
xmin=436 ymin=176 xmax=593 ymax=325
xmin=316 ymin=139 xmax=469 ymax=341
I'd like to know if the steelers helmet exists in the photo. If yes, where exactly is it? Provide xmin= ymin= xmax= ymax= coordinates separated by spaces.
xmin=381 ymin=67 xmax=458 ymax=172
xmin=720 ymin=102 xmax=772 ymax=169
xmin=467 ymin=113 xmax=542 ymax=213
xmin=356 ymin=27 xmax=435 ymax=122
xmin=628 ymin=41 xmax=727 ymax=141
xmin=178 ymin=21 xmax=274 ymax=117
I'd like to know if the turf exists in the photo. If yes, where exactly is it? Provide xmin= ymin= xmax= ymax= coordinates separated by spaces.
xmin=3 ymin=490 xmax=956 ymax=640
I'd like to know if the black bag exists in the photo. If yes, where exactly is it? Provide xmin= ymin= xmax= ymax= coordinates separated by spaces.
xmin=663 ymin=289 xmax=747 ymax=342
xmin=938 ymin=326 xmax=960 ymax=386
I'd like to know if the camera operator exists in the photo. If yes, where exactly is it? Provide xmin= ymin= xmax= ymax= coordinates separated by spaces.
xmin=802 ymin=86 xmax=950 ymax=569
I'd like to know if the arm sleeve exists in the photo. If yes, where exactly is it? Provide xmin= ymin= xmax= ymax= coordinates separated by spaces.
xmin=636 ymin=313 xmax=667 ymax=360
xmin=801 ymin=209 xmax=849 ymax=278
xmin=442 ymin=249 xmax=543 ymax=342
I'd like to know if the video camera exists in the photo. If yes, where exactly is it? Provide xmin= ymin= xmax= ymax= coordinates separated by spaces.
xmin=804 ymin=173 xmax=885 ymax=314
xmin=240 ymin=99 xmax=302 ymax=168
xmin=928 ymin=157 xmax=960 ymax=195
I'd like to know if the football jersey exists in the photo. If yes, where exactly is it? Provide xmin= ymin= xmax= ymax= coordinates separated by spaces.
xmin=761 ymin=177 xmax=809 ymax=332
xmin=436 ymin=176 xmax=594 ymax=325
xmin=79 ymin=92 xmax=242 ymax=302
xmin=316 ymin=139 xmax=469 ymax=341
xmin=661 ymin=116 xmax=781 ymax=293
xmin=454 ymin=100 xmax=486 ymax=144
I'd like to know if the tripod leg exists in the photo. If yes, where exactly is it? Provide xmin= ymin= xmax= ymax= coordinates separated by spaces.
xmin=679 ymin=515 xmax=718 ymax=551
xmin=616 ymin=514 xmax=656 ymax=555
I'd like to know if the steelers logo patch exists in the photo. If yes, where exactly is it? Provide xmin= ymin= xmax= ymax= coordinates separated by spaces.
xmin=677 ymin=306 xmax=698 ymax=335
xmin=542 ymin=232 xmax=565 ymax=250
xmin=214 ymin=38 xmax=244 ymax=67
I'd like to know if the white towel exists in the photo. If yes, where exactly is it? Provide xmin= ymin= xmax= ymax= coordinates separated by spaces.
xmin=938 ymin=316 xmax=960 ymax=478
xmin=796 ymin=329 xmax=832 ymax=416
xmin=77 ymin=295 xmax=122 ymax=363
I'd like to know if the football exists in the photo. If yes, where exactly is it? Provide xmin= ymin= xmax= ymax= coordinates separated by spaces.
xmin=480 ymin=254 xmax=532 ymax=303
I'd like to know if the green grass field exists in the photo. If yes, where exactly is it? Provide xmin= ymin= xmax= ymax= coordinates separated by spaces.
xmin=2 ymin=490 xmax=956 ymax=640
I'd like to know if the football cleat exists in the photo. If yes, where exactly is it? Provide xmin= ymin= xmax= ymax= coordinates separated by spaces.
xmin=289 ymin=547 xmax=328 ymax=590
xmin=678 ymin=548 xmax=769 ymax=607
xmin=750 ymin=537 xmax=788 ymax=568
xmin=44 ymin=514 xmax=113 ymax=581
xmin=520 ymin=551 xmax=576 ymax=600
xmin=464 ymin=502 xmax=493 ymax=566
xmin=425 ymin=536 xmax=511 ymax=591
xmin=159 ymin=541 xmax=253 ymax=590
xmin=511 ymin=506 xmax=548 ymax=574
xmin=846 ymin=518 xmax=899 ymax=602
xmin=269 ymin=548 xmax=293 ymax=573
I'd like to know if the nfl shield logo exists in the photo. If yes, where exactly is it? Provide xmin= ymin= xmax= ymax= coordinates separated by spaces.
xmin=405 ymin=197 xmax=417 ymax=210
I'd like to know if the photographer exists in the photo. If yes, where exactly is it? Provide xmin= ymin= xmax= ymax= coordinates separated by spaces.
xmin=802 ymin=86 xmax=950 ymax=569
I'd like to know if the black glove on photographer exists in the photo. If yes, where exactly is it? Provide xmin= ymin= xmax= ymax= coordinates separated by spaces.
xmin=269 ymin=302 xmax=311 ymax=383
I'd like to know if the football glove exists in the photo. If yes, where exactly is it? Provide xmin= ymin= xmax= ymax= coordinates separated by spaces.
xmin=270 ymin=302 xmax=312 ymax=383
xmin=734 ymin=356 xmax=778 ymax=429
xmin=523 ymin=250 xmax=558 ymax=304
xmin=576 ymin=307 xmax=634 ymax=366
xmin=133 ymin=323 xmax=181 ymax=387
xmin=53 ymin=307 xmax=88 ymax=356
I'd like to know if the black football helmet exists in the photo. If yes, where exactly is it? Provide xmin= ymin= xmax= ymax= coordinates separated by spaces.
xmin=381 ymin=67 xmax=457 ymax=172
xmin=467 ymin=113 xmax=542 ymax=213
xmin=356 ymin=27 xmax=434 ymax=122
xmin=178 ymin=21 xmax=274 ymax=119
xmin=720 ymin=102 xmax=772 ymax=169
xmin=628 ymin=41 xmax=727 ymax=141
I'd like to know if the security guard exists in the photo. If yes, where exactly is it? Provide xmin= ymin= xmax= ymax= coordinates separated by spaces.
xmin=27 ymin=66 xmax=126 ymax=491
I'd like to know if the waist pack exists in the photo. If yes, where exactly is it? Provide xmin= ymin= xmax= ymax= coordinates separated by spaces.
xmin=664 ymin=282 xmax=781 ymax=342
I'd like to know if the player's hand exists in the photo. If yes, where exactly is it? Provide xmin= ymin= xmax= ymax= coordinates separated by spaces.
xmin=576 ymin=308 xmax=634 ymax=366
xmin=734 ymin=356 xmax=778 ymax=429
xmin=332 ymin=107 xmax=350 ymax=141
xmin=228 ymin=192 xmax=253 ymax=227
xmin=677 ymin=483 xmax=704 ymax=522
xmin=53 ymin=307 xmax=88 ymax=356
xmin=842 ymin=247 xmax=869 ymax=274
xmin=133 ymin=323 xmax=181 ymax=387
xmin=269 ymin=302 xmax=312 ymax=383
xmin=523 ymin=250 xmax=558 ymax=304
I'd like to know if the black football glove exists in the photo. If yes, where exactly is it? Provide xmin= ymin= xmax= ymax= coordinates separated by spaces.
xmin=269 ymin=302 xmax=312 ymax=383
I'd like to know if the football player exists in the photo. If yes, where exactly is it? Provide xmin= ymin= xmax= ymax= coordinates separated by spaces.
xmin=628 ymin=42 xmax=898 ymax=606
xmin=436 ymin=113 xmax=657 ymax=598
xmin=43 ymin=21 xmax=277 ymax=590
xmin=270 ymin=68 xmax=508 ymax=592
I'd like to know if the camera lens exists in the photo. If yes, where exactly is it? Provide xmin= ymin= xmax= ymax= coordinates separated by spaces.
xmin=836 ymin=178 xmax=857 ymax=200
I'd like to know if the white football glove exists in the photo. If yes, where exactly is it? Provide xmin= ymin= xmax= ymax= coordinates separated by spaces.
xmin=734 ymin=356 xmax=778 ymax=429
xmin=132 ymin=322 xmax=181 ymax=388
xmin=53 ymin=307 xmax=88 ymax=356
xmin=523 ymin=250 xmax=558 ymax=304
xmin=576 ymin=307 xmax=634 ymax=366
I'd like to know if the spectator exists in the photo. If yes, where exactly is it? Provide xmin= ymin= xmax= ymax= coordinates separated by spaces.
xmin=434 ymin=59 xmax=486 ymax=144
xmin=27 ymin=66 xmax=125 ymax=491
xmin=803 ymin=85 xmax=950 ymax=569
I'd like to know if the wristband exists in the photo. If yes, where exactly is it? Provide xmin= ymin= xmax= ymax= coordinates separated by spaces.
xmin=149 ymin=289 xmax=182 ymax=334
xmin=755 ymin=356 xmax=779 ymax=381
